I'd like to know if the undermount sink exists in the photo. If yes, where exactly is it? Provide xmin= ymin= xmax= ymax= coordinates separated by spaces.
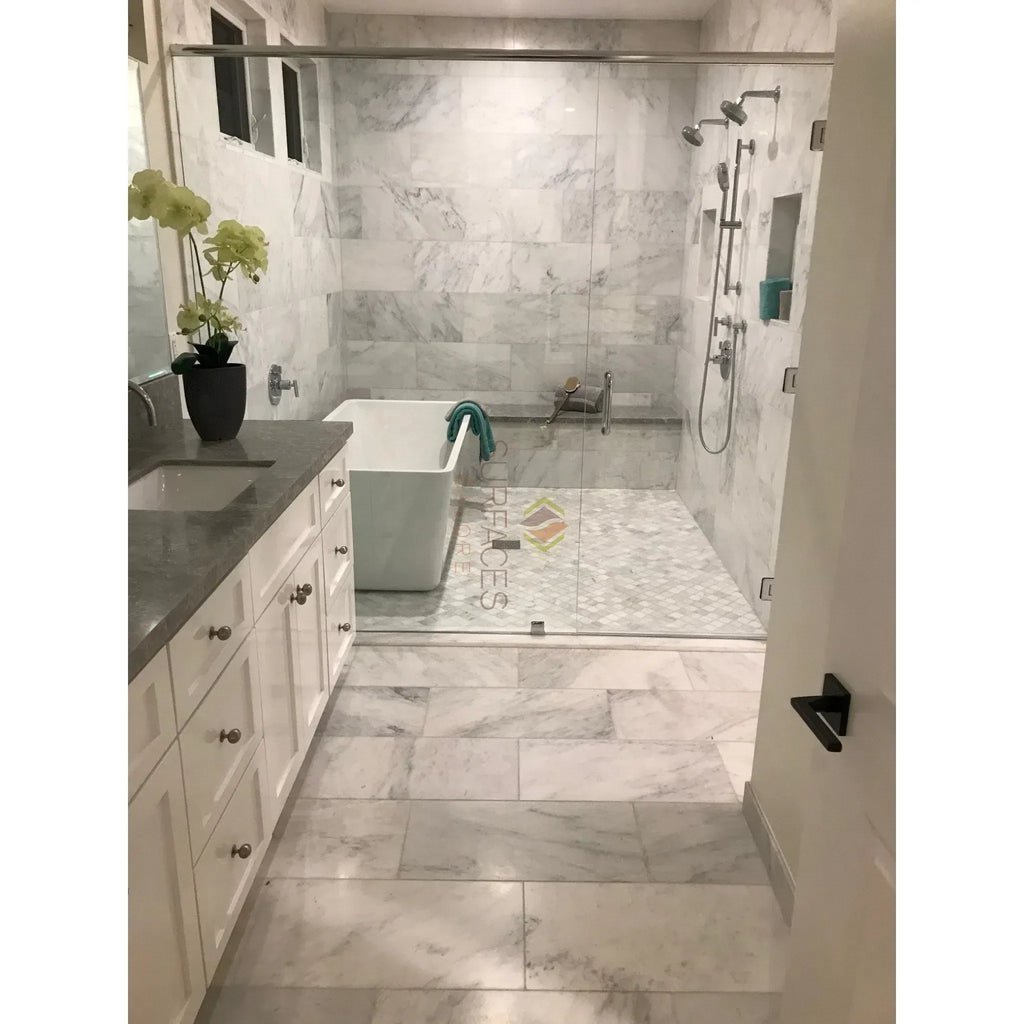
xmin=128 ymin=463 xmax=271 ymax=512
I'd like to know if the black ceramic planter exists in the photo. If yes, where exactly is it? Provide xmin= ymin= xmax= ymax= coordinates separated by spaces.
xmin=183 ymin=364 xmax=247 ymax=442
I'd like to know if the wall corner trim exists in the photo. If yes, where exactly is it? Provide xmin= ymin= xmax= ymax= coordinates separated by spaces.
xmin=743 ymin=779 xmax=796 ymax=925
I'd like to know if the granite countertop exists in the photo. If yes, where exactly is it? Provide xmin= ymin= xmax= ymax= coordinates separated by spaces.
xmin=129 ymin=419 xmax=353 ymax=681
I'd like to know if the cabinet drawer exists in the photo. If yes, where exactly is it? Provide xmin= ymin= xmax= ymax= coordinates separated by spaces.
xmin=193 ymin=743 xmax=271 ymax=979
xmin=318 ymin=449 xmax=349 ymax=525
xmin=325 ymin=574 xmax=356 ymax=689
xmin=179 ymin=634 xmax=264 ymax=860
xmin=321 ymin=493 xmax=353 ymax=603
xmin=128 ymin=647 xmax=176 ymax=800
xmin=249 ymin=480 xmax=320 ymax=618
xmin=168 ymin=558 xmax=252 ymax=727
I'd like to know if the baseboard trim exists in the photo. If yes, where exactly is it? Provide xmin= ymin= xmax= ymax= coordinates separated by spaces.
xmin=743 ymin=780 xmax=796 ymax=925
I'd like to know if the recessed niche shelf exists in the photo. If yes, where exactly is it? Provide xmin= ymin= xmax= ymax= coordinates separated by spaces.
xmin=698 ymin=207 xmax=717 ymax=295
xmin=764 ymin=192 xmax=802 ymax=321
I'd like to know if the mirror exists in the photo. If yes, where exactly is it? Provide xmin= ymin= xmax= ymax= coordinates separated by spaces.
xmin=128 ymin=57 xmax=172 ymax=381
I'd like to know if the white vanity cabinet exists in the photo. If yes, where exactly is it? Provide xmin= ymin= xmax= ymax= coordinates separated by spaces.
xmin=128 ymin=440 xmax=355 ymax=1024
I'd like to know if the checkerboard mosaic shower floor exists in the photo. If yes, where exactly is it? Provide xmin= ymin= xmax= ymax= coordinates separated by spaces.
xmin=354 ymin=487 xmax=765 ymax=637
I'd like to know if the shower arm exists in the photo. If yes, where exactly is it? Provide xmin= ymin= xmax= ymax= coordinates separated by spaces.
xmin=722 ymin=138 xmax=754 ymax=297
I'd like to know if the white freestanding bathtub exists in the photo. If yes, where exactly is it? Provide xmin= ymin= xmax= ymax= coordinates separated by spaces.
xmin=324 ymin=399 xmax=471 ymax=591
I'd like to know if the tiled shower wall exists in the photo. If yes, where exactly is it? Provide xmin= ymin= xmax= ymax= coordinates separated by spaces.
xmin=165 ymin=0 xmax=347 ymax=421
xmin=326 ymin=14 xmax=700 ymax=413
xmin=674 ymin=0 xmax=837 ymax=623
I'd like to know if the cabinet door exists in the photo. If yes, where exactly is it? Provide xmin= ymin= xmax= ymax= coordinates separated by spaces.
xmin=293 ymin=540 xmax=330 ymax=742
xmin=254 ymin=576 xmax=303 ymax=827
xmin=129 ymin=743 xmax=205 ymax=1024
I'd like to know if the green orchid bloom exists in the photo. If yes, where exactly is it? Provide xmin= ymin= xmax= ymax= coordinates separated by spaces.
xmin=128 ymin=168 xmax=169 ymax=221
xmin=202 ymin=219 xmax=270 ymax=283
xmin=157 ymin=184 xmax=211 ymax=238
xmin=176 ymin=296 xmax=242 ymax=336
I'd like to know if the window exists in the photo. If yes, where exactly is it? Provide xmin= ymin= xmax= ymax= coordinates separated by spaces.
xmin=282 ymin=62 xmax=303 ymax=163
xmin=211 ymin=10 xmax=249 ymax=143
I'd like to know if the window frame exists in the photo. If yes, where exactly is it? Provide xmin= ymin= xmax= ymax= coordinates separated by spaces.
xmin=210 ymin=5 xmax=253 ymax=147
xmin=281 ymin=57 xmax=305 ymax=165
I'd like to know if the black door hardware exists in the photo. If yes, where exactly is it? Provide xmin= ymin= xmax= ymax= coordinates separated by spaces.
xmin=790 ymin=674 xmax=850 ymax=752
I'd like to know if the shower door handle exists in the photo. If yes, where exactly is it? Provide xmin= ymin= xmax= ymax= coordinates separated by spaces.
xmin=601 ymin=370 xmax=613 ymax=435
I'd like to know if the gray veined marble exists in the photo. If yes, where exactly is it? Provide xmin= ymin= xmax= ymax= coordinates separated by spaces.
xmin=517 ymin=649 xmax=692 ymax=691
xmin=341 ymin=646 xmax=520 ymax=688
xmin=423 ymin=688 xmax=614 ymax=739
xmin=609 ymin=691 xmax=760 ymax=742
xmin=320 ymin=686 xmax=429 ymax=736
xmin=265 ymin=799 xmax=410 ymax=880
xmin=197 ymin=986 xmax=377 ymax=1024
xmin=524 ymin=882 xmax=787 ymax=992
xmin=300 ymin=737 xmax=519 ymax=800
xmin=519 ymin=740 xmax=737 ymax=802
xmin=221 ymin=878 xmax=524 ymax=989
xmin=400 ymin=800 xmax=647 ymax=882
xmin=680 ymin=651 xmax=766 ymax=691
xmin=634 ymin=803 xmax=769 ymax=884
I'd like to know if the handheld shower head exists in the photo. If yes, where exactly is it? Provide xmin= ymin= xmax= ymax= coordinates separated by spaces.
xmin=681 ymin=117 xmax=728 ymax=147
xmin=720 ymin=86 xmax=781 ymax=125
xmin=716 ymin=162 xmax=730 ymax=192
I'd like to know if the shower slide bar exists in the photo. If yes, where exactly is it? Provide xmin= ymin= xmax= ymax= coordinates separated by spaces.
xmin=170 ymin=44 xmax=834 ymax=65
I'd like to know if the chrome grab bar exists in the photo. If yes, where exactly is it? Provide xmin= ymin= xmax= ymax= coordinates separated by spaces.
xmin=601 ymin=370 xmax=613 ymax=435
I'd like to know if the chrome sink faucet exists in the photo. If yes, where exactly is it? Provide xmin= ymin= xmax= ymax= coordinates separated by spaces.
xmin=129 ymin=380 xmax=157 ymax=426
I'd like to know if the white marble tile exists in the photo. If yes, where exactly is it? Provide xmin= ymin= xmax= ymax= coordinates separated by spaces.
xmin=680 ymin=651 xmax=766 ymax=691
xmin=511 ymin=242 xmax=593 ymax=295
xmin=716 ymin=741 xmax=756 ymax=800
xmin=609 ymin=691 xmax=761 ymax=742
xmin=524 ymin=882 xmax=786 ymax=991
xmin=415 ymin=342 xmax=511 ymax=390
xmin=519 ymin=740 xmax=736 ymax=802
xmin=299 ymin=737 xmax=518 ymax=800
xmin=517 ymin=649 xmax=692 ymax=690
xmin=400 ymin=801 xmax=646 ymax=881
xmin=634 ymin=803 xmax=768 ymax=884
xmin=462 ymin=77 xmax=567 ymax=135
xmin=222 ymin=879 xmax=524 ymax=989
xmin=423 ymin=688 xmax=613 ymax=739
xmin=265 ymin=800 xmax=410 ymax=880
xmin=341 ymin=240 xmax=415 ymax=291
xmin=342 ymin=646 xmax=519 ymax=688
xmin=413 ymin=242 xmax=512 ymax=293
xmin=199 ymin=986 xmax=376 ymax=1024
xmin=369 ymin=990 xmax=680 ymax=1024
xmin=321 ymin=687 xmax=429 ymax=736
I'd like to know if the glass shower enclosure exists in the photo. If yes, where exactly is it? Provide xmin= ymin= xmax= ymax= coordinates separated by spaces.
xmin=169 ymin=44 xmax=832 ymax=640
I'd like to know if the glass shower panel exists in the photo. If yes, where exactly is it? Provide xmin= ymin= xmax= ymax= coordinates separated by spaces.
xmin=170 ymin=53 xmax=601 ymax=636
xmin=577 ymin=61 xmax=832 ymax=639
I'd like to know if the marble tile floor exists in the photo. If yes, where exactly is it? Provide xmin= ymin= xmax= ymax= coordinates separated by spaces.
xmin=354 ymin=487 xmax=766 ymax=638
xmin=199 ymin=644 xmax=785 ymax=1024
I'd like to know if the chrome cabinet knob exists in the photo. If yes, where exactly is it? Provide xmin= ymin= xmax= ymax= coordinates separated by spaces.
xmin=208 ymin=625 xmax=232 ymax=641
xmin=290 ymin=582 xmax=313 ymax=605
xmin=219 ymin=728 xmax=242 ymax=744
xmin=231 ymin=843 xmax=252 ymax=859
xmin=334 ymin=545 xmax=348 ymax=555
xmin=331 ymin=478 xmax=345 ymax=488
xmin=338 ymin=622 xmax=351 ymax=632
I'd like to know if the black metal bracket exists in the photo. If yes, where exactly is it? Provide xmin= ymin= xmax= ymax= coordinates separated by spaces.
xmin=790 ymin=674 xmax=850 ymax=753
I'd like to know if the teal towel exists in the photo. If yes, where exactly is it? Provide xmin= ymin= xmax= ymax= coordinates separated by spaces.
xmin=759 ymin=277 xmax=792 ymax=320
xmin=446 ymin=400 xmax=496 ymax=462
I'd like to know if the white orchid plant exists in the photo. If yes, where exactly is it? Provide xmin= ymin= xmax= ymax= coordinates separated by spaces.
xmin=128 ymin=169 xmax=269 ymax=373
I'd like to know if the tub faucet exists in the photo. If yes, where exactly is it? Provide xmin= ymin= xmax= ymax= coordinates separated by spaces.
xmin=129 ymin=380 xmax=157 ymax=426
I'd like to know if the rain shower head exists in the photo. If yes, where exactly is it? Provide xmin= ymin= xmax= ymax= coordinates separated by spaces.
xmin=716 ymin=162 xmax=730 ymax=192
xmin=720 ymin=86 xmax=781 ymax=125
xmin=681 ymin=117 xmax=728 ymax=147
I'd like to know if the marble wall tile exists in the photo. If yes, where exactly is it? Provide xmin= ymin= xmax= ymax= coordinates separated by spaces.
xmin=524 ymin=881 xmax=786 ymax=991
xmin=336 ymin=133 xmax=413 ymax=187
xmin=463 ymin=294 xmax=589 ymax=346
xmin=634 ymin=802 xmax=769 ymax=884
xmin=327 ymin=14 xmax=412 ymax=47
xmin=321 ymin=686 xmax=429 ymax=736
xmin=511 ymin=243 xmax=593 ymax=295
xmin=400 ymin=801 xmax=647 ymax=881
xmin=342 ymin=240 xmax=415 ymax=291
xmin=332 ymin=186 xmax=363 ymax=238
xmin=511 ymin=136 xmax=598 ymax=191
xmin=595 ymin=79 xmax=671 ymax=136
xmin=343 ymin=291 xmax=464 ymax=344
xmin=513 ymin=19 xmax=620 ymax=51
xmin=519 ymin=740 xmax=737 ymax=802
xmin=423 ymin=688 xmax=614 ymax=739
xmin=335 ymin=73 xmax=462 ymax=135
xmin=265 ymin=799 xmax=410 ymax=879
xmin=408 ymin=16 xmax=514 ymax=49
xmin=199 ymin=986 xmax=376 ymax=1024
xmin=414 ymin=242 xmax=512 ymax=293
xmin=462 ymin=77 xmax=567 ymax=135
xmin=415 ymin=342 xmax=511 ymax=390
xmin=222 ymin=878 xmax=524 ymax=989
xmin=609 ymin=690 xmax=760 ymax=742
xmin=410 ymin=134 xmax=514 ymax=188
xmin=341 ymin=646 xmax=519 ymax=688
xmin=346 ymin=341 xmax=418 ymax=391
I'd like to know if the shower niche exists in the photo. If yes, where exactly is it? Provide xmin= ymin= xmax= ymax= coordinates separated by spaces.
xmin=765 ymin=192 xmax=802 ymax=321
